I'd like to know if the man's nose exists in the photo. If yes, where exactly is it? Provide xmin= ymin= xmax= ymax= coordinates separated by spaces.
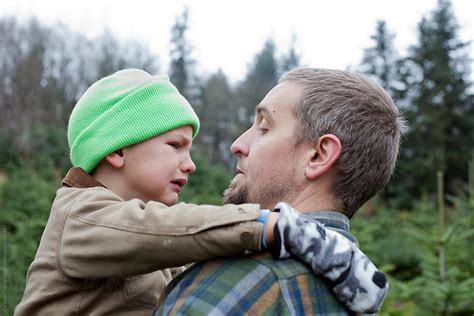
xmin=230 ymin=128 xmax=252 ymax=157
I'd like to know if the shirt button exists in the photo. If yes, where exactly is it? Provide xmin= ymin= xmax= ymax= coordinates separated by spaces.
xmin=241 ymin=232 xmax=253 ymax=246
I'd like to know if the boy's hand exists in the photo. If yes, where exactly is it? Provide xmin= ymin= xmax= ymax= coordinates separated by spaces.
xmin=269 ymin=202 xmax=388 ymax=313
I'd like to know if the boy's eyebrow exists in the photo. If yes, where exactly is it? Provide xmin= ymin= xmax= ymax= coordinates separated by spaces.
xmin=255 ymin=104 xmax=275 ymax=123
xmin=169 ymin=134 xmax=192 ymax=145
xmin=180 ymin=135 xmax=192 ymax=144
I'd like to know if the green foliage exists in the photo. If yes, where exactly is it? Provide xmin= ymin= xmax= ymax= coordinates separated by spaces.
xmin=178 ymin=151 xmax=232 ymax=205
xmin=0 ymin=165 xmax=59 ymax=314
xmin=29 ymin=124 xmax=71 ymax=174
xmin=353 ymin=193 xmax=474 ymax=315
xmin=401 ymin=195 xmax=474 ymax=314
xmin=352 ymin=208 xmax=423 ymax=281
xmin=0 ymin=135 xmax=21 ymax=170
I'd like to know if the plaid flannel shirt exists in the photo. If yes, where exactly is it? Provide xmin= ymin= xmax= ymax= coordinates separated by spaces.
xmin=155 ymin=212 xmax=371 ymax=316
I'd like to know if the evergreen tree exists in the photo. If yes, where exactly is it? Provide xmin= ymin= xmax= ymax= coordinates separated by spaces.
xmin=358 ymin=21 xmax=411 ymax=204
xmin=403 ymin=0 xmax=473 ymax=199
xmin=199 ymin=70 xmax=236 ymax=165
xmin=169 ymin=7 xmax=196 ymax=101
xmin=236 ymin=39 xmax=278 ymax=130
xmin=280 ymin=34 xmax=301 ymax=74
xmin=359 ymin=21 xmax=405 ymax=99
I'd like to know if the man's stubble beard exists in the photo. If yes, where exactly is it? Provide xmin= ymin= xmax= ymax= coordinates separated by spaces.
xmin=222 ymin=167 xmax=301 ymax=209
xmin=222 ymin=176 xmax=250 ymax=205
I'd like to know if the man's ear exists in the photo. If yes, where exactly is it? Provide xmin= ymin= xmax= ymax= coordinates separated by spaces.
xmin=104 ymin=149 xmax=125 ymax=169
xmin=305 ymin=134 xmax=341 ymax=180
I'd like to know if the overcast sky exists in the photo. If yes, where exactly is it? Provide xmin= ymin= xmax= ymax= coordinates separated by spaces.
xmin=1 ymin=0 xmax=473 ymax=81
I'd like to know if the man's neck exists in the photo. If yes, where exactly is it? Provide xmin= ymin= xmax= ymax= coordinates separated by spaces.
xmin=288 ymin=185 xmax=337 ymax=213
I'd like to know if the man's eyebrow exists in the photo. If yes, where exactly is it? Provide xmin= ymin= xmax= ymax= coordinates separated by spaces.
xmin=255 ymin=104 xmax=275 ymax=122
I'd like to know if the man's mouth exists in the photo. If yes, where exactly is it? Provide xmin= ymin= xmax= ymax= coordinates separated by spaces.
xmin=231 ymin=168 xmax=245 ymax=187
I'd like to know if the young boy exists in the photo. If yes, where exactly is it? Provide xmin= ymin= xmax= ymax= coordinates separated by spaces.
xmin=15 ymin=69 xmax=387 ymax=315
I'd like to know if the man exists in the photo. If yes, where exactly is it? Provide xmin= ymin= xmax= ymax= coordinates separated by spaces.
xmin=155 ymin=68 xmax=406 ymax=315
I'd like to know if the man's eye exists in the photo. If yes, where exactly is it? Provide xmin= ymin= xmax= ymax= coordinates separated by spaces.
xmin=258 ymin=127 xmax=269 ymax=135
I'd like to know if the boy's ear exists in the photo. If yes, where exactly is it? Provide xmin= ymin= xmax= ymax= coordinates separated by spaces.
xmin=104 ymin=149 xmax=125 ymax=169
xmin=304 ymin=134 xmax=341 ymax=180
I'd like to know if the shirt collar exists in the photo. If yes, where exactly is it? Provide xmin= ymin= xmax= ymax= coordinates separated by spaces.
xmin=62 ymin=167 xmax=107 ymax=189
xmin=306 ymin=211 xmax=350 ymax=231
xmin=306 ymin=210 xmax=357 ymax=243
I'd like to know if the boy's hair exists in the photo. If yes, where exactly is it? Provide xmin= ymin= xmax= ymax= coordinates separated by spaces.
xmin=279 ymin=68 xmax=407 ymax=218
xmin=67 ymin=69 xmax=200 ymax=173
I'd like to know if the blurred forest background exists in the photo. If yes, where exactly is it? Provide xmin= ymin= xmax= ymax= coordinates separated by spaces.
xmin=0 ymin=0 xmax=473 ymax=314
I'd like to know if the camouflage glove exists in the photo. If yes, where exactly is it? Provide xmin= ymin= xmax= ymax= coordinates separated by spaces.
xmin=270 ymin=202 xmax=388 ymax=313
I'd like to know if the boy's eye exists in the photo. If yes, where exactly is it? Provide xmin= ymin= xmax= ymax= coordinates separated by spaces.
xmin=168 ymin=142 xmax=181 ymax=149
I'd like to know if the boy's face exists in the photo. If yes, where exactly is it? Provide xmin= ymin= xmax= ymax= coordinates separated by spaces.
xmin=120 ymin=125 xmax=196 ymax=205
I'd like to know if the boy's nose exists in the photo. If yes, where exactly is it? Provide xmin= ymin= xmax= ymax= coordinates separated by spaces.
xmin=181 ymin=156 xmax=196 ymax=174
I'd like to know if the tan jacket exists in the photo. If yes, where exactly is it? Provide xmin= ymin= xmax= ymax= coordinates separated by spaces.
xmin=15 ymin=168 xmax=262 ymax=315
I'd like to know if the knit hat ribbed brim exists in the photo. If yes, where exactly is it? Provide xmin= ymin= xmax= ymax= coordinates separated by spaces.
xmin=67 ymin=69 xmax=200 ymax=173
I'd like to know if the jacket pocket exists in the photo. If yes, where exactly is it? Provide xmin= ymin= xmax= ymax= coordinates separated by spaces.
xmin=123 ymin=271 xmax=167 ymax=310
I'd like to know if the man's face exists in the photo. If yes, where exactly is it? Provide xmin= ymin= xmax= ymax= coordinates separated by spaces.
xmin=224 ymin=82 xmax=305 ymax=209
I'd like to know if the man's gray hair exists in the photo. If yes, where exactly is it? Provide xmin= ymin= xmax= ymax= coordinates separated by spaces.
xmin=279 ymin=68 xmax=407 ymax=218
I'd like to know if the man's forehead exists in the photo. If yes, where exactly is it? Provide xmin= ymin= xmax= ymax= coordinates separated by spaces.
xmin=255 ymin=82 xmax=302 ymax=118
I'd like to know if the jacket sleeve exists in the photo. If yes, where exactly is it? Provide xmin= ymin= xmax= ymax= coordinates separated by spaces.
xmin=59 ymin=187 xmax=262 ymax=279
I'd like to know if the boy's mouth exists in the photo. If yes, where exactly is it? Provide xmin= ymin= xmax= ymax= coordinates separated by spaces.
xmin=170 ymin=179 xmax=187 ymax=192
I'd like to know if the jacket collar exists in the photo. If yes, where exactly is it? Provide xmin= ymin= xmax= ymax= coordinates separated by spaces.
xmin=62 ymin=167 xmax=107 ymax=189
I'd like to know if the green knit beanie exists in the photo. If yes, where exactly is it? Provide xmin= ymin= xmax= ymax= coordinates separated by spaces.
xmin=67 ymin=69 xmax=200 ymax=173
